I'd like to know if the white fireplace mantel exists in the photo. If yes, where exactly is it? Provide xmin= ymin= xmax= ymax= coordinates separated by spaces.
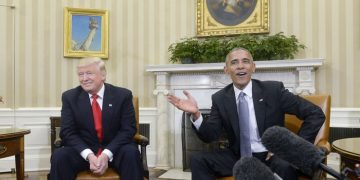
xmin=146 ymin=58 xmax=324 ymax=169
xmin=146 ymin=59 xmax=324 ymax=72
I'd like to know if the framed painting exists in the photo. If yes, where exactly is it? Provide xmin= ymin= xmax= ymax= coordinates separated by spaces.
xmin=64 ymin=7 xmax=109 ymax=58
xmin=196 ymin=0 xmax=269 ymax=36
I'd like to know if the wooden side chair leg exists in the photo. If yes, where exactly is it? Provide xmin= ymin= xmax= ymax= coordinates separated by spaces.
xmin=141 ymin=145 xmax=149 ymax=178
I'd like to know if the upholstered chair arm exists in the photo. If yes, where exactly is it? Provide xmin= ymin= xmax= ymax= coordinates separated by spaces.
xmin=316 ymin=139 xmax=331 ymax=155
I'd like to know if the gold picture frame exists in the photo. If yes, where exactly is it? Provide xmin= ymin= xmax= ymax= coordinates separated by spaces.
xmin=196 ymin=0 xmax=269 ymax=36
xmin=64 ymin=7 xmax=109 ymax=58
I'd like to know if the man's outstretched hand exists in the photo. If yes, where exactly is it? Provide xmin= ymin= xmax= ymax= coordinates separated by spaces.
xmin=167 ymin=90 xmax=200 ymax=119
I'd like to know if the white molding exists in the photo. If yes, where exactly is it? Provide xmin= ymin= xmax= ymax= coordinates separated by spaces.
xmin=330 ymin=107 xmax=360 ymax=128
xmin=0 ymin=109 xmax=15 ymax=117
xmin=146 ymin=59 xmax=324 ymax=72
xmin=14 ymin=108 xmax=61 ymax=117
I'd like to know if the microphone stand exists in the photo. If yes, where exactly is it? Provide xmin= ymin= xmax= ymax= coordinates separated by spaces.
xmin=319 ymin=163 xmax=344 ymax=180
xmin=319 ymin=163 xmax=360 ymax=180
xmin=340 ymin=164 xmax=360 ymax=180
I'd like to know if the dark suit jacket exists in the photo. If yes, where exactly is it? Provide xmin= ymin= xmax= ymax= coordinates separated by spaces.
xmin=60 ymin=83 xmax=136 ymax=155
xmin=196 ymin=79 xmax=325 ymax=156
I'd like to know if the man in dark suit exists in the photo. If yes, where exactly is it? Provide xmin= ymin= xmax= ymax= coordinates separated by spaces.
xmin=167 ymin=48 xmax=325 ymax=180
xmin=50 ymin=57 xmax=143 ymax=180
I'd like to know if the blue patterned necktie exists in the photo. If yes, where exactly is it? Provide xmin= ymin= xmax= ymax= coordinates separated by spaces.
xmin=238 ymin=92 xmax=252 ymax=157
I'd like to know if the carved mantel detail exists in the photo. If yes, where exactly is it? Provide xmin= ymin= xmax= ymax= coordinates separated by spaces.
xmin=146 ymin=58 xmax=324 ymax=169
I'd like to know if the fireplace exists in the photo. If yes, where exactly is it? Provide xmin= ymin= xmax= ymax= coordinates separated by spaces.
xmin=181 ymin=110 xmax=229 ymax=171
xmin=146 ymin=59 xmax=324 ymax=169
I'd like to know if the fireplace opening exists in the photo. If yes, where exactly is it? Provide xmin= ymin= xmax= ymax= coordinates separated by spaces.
xmin=181 ymin=110 xmax=229 ymax=171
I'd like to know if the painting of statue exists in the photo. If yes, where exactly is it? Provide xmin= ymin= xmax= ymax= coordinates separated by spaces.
xmin=64 ymin=7 xmax=108 ymax=58
xmin=71 ymin=15 xmax=102 ymax=51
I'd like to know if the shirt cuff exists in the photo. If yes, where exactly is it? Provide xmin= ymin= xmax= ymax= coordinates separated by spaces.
xmin=102 ymin=149 xmax=113 ymax=162
xmin=190 ymin=113 xmax=203 ymax=130
xmin=80 ymin=149 xmax=114 ymax=162
xmin=80 ymin=148 xmax=93 ymax=160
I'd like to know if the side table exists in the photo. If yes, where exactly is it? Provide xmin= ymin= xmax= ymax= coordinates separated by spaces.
xmin=332 ymin=137 xmax=360 ymax=179
xmin=0 ymin=128 xmax=31 ymax=180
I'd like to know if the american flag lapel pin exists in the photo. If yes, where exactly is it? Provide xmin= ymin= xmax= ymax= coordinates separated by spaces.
xmin=259 ymin=99 xmax=264 ymax=102
xmin=109 ymin=104 xmax=112 ymax=107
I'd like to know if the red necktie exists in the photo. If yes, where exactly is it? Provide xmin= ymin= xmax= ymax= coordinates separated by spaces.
xmin=91 ymin=94 xmax=103 ymax=156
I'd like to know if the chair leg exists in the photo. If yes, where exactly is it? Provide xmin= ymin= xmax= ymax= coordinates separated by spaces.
xmin=141 ymin=145 xmax=149 ymax=178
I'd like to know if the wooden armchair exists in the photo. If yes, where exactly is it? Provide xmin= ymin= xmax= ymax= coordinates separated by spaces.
xmin=217 ymin=94 xmax=331 ymax=180
xmin=49 ymin=97 xmax=149 ymax=180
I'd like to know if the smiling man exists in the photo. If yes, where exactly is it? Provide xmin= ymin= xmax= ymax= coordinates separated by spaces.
xmin=167 ymin=48 xmax=325 ymax=180
xmin=50 ymin=57 xmax=143 ymax=180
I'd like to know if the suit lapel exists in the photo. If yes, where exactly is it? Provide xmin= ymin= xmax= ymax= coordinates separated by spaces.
xmin=102 ymin=84 xmax=114 ymax=139
xmin=78 ymin=90 xmax=97 ymax=137
xmin=252 ymin=80 xmax=266 ymax=135
xmin=223 ymin=86 xmax=240 ymax=140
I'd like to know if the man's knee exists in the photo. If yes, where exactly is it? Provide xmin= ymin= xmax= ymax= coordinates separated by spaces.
xmin=114 ymin=144 xmax=141 ymax=163
xmin=120 ymin=144 xmax=139 ymax=157
xmin=190 ymin=153 xmax=207 ymax=169
xmin=112 ymin=144 xmax=142 ymax=174
xmin=51 ymin=148 xmax=68 ymax=164
xmin=51 ymin=147 xmax=84 ymax=167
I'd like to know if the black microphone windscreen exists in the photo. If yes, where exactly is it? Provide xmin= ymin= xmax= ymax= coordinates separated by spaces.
xmin=233 ymin=157 xmax=276 ymax=180
xmin=261 ymin=126 xmax=324 ymax=176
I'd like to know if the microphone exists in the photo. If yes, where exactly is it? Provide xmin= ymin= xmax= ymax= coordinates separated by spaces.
xmin=233 ymin=156 xmax=280 ymax=180
xmin=261 ymin=126 xmax=343 ymax=179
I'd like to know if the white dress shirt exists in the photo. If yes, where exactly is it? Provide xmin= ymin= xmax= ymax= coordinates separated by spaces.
xmin=192 ymin=81 xmax=267 ymax=153
xmin=80 ymin=84 xmax=114 ymax=161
